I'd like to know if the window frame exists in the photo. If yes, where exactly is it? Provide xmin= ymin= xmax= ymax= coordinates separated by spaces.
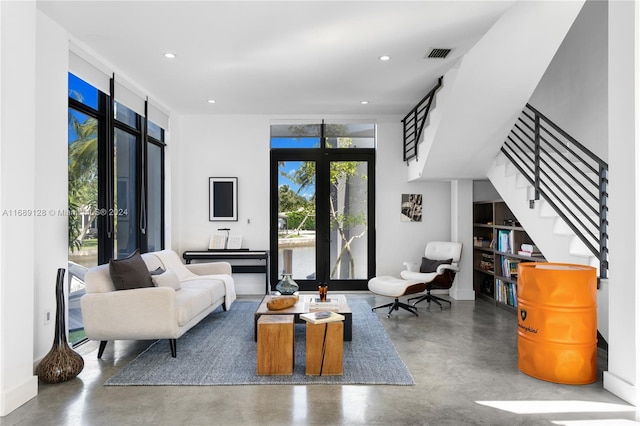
xmin=68 ymin=73 xmax=166 ymax=263
xmin=270 ymin=121 xmax=376 ymax=291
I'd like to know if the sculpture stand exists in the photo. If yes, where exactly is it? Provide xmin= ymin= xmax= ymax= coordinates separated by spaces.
xmin=36 ymin=268 xmax=84 ymax=384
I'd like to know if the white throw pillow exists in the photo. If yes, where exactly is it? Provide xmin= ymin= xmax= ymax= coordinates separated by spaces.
xmin=151 ymin=269 xmax=181 ymax=290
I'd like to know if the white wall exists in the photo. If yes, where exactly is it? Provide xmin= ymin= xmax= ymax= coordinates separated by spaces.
xmin=603 ymin=0 xmax=639 ymax=406
xmin=450 ymin=180 xmax=474 ymax=300
xmin=173 ymin=115 xmax=271 ymax=294
xmin=529 ymin=0 xmax=608 ymax=161
xmin=1 ymin=10 xmax=75 ymax=416
xmin=0 ymin=1 xmax=39 ymax=416
xmin=374 ymin=116 xmax=452 ymax=276
xmin=172 ymin=114 xmax=452 ymax=293
xmin=34 ymin=11 xmax=69 ymax=362
xmin=473 ymin=180 xmax=500 ymax=202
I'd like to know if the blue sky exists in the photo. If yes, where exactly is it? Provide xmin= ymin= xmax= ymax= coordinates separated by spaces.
xmin=273 ymin=137 xmax=318 ymax=200
xmin=279 ymin=160 xmax=315 ymax=200
xmin=68 ymin=73 xmax=98 ymax=144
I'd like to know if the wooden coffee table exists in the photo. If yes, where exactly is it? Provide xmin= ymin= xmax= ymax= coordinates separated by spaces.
xmin=254 ymin=294 xmax=353 ymax=341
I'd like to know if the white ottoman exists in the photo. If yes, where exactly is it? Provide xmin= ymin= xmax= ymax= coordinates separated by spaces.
xmin=368 ymin=276 xmax=426 ymax=317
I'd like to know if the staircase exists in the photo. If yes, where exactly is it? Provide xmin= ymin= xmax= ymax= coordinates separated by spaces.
xmin=488 ymin=151 xmax=599 ymax=271
xmin=487 ymin=104 xmax=608 ymax=279
xmin=405 ymin=0 xmax=585 ymax=181
xmin=488 ymin=136 xmax=609 ymax=341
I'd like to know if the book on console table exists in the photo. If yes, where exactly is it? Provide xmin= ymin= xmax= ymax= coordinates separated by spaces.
xmin=300 ymin=311 xmax=345 ymax=324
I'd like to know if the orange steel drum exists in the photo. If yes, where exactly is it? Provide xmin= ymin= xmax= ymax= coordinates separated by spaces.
xmin=517 ymin=262 xmax=597 ymax=384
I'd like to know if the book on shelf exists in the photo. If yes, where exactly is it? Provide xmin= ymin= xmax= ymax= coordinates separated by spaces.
xmin=473 ymin=236 xmax=491 ymax=248
xmin=300 ymin=311 xmax=345 ymax=324
xmin=495 ymin=279 xmax=518 ymax=308
xmin=501 ymin=256 xmax=520 ymax=278
xmin=518 ymin=243 xmax=541 ymax=257
xmin=479 ymin=253 xmax=494 ymax=271
xmin=497 ymin=230 xmax=514 ymax=254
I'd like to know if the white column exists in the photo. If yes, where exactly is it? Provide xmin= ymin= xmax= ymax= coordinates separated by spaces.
xmin=603 ymin=0 xmax=640 ymax=406
xmin=0 ymin=1 xmax=39 ymax=416
xmin=449 ymin=180 xmax=475 ymax=300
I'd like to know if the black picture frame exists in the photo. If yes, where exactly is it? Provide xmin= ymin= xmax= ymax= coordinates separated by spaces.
xmin=400 ymin=193 xmax=422 ymax=222
xmin=209 ymin=177 xmax=238 ymax=221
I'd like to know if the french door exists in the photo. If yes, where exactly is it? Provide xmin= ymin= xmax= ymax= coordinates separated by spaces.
xmin=270 ymin=149 xmax=375 ymax=291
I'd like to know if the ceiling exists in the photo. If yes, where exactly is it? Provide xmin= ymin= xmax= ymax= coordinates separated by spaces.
xmin=37 ymin=1 xmax=514 ymax=116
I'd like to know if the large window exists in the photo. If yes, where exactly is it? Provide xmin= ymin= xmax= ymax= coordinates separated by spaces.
xmin=67 ymin=72 xmax=166 ymax=345
xmin=147 ymin=122 xmax=165 ymax=252
xmin=270 ymin=122 xmax=376 ymax=291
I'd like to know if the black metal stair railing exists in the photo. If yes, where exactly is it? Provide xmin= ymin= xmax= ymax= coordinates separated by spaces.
xmin=402 ymin=77 xmax=443 ymax=163
xmin=501 ymin=103 xmax=608 ymax=279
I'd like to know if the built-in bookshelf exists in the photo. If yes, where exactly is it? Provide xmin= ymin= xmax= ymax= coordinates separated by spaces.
xmin=473 ymin=200 xmax=545 ymax=312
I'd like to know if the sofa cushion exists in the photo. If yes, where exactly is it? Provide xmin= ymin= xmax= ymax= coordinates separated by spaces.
xmin=175 ymin=288 xmax=212 ymax=327
xmin=149 ymin=250 xmax=197 ymax=282
xmin=84 ymin=264 xmax=115 ymax=293
xmin=151 ymin=269 xmax=181 ymax=290
xmin=109 ymin=249 xmax=154 ymax=291
xmin=142 ymin=253 xmax=165 ymax=273
xmin=420 ymin=257 xmax=452 ymax=273
xmin=149 ymin=267 xmax=165 ymax=276
xmin=181 ymin=278 xmax=225 ymax=303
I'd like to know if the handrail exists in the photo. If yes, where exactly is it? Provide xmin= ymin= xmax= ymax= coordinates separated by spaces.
xmin=402 ymin=77 xmax=443 ymax=163
xmin=501 ymin=104 xmax=608 ymax=279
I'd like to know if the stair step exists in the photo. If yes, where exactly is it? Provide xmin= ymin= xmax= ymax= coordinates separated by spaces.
xmin=488 ymin=154 xmax=599 ymax=275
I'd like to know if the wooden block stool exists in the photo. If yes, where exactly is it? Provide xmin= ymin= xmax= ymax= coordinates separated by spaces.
xmin=257 ymin=315 xmax=294 ymax=375
xmin=305 ymin=321 xmax=343 ymax=376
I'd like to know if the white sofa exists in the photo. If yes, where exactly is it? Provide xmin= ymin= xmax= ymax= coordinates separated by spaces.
xmin=81 ymin=249 xmax=236 ymax=358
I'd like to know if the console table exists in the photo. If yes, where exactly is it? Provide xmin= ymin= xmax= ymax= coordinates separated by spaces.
xmin=182 ymin=250 xmax=269 ymax=294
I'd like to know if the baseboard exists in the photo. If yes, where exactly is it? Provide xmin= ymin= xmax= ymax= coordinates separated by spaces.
xmin=603 ymin=371 xmax=638 ymax=406
xmin=449 ymin=288 xmax=475 ymax=301
xmin=0 ymin=375 xmax=38 ymax=416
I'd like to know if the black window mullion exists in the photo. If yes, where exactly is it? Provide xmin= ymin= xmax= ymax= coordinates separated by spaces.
xmin=97 ymin=83 xmax=114 ymax=264
xmin=138 ymin=112 xmax=147 ymax=252
xmin=315 ymin=152 xmax=330 ymax=285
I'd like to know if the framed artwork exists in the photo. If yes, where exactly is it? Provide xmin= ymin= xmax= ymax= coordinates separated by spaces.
xmin=209 ymin=177 xmax=238 ymax=221
xmin=401 ymin=193 xmax=422 ymax=222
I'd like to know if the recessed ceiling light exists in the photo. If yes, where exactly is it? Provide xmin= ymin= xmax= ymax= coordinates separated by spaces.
xmin=207 ymin=99 xmax=216 ymax=104
xmin=360 ymin=100 xmax=369 ymax=105
xmin=379 ymin=55 xmax=391 ymax=61
xmin=163 ymin=52 xmax=176 ymax=59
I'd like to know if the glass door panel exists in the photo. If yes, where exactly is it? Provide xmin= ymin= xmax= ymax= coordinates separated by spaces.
xmin=328 ymin=161 xmax=368 ymax=280
xmin=147 ymin=142 xmax=163 ymax=252
xmin=277 ymin=160 xmax=316 ymax=281
xmin=68 ymin=110 xmax=99 ymax=267
xmin=68 ymin=108 xmax=98 ymax=346
xmin=114 ymin=128 xmax=138 ymax=258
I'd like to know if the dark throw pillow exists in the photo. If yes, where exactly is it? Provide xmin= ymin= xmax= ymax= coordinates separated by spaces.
xmin=420 ymin=257 xmax=453 ymax=273
xmin=109 ymin=249 xmax=154 ymax=291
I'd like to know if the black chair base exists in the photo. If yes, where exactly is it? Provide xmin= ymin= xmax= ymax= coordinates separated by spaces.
xmin=371 ymin=297 xmax=419 ymax=318
xmin=408 ymin=292 xmax=451 ymax=309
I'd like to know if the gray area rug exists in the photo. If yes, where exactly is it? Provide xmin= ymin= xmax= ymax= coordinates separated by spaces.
xmin=105 ymin=298 xmax=414 ymax=386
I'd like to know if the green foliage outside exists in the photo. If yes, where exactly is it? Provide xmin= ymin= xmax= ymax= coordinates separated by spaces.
xmin=68 ymin=110 xmax=98 ymax=252
xmin=69 ymin=329 xmax=87 ymax=346
xmin=286 ymin=209 xmax=316 ymax=231
xmin=278 ymin=132 xmax=368 ymax=278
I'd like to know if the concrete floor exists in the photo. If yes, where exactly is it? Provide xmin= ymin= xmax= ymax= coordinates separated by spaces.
xmin=2 ymin=294 xmax=638 ymax=426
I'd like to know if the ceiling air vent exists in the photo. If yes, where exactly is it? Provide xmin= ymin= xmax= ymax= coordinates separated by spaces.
xmin=425 ymin=48 xmax=452 ymax=59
